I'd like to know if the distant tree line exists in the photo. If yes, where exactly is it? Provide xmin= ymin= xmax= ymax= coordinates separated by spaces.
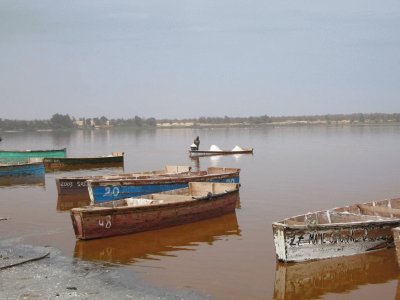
xmin=159 ymin=113 xmax=400 ymax=125
xmin=0 ymin=113 xmax=399 ymax=131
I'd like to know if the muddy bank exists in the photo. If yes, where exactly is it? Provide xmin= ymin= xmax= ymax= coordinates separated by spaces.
xmin=0 ymin=239 xmax=209 ymax=300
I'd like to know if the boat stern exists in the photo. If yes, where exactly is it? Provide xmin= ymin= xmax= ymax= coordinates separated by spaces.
xmin=70 ymin=210 xmax=84 ymax=239
xmin=272 ymin=223 xmax=288 ymax=262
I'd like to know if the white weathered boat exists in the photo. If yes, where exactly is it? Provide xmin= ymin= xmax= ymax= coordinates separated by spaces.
xmin=392 ymin=226 xmax=400 ymax=267
xmin=273 ymin=197 xmax=400 ymax=263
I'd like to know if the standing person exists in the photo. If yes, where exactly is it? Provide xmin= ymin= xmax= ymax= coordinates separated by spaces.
xmin=194 ymin=136 xmax=200 ymax=150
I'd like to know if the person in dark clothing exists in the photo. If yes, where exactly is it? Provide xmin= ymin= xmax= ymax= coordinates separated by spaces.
xmin=193 ymin=136 xmax=200 ymax=150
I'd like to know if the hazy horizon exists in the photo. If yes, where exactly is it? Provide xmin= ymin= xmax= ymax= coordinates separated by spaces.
xmin=1 ymin=112 xmax=400 ymax=122
xmin=1 ymin=1 xmax=399 ymax=119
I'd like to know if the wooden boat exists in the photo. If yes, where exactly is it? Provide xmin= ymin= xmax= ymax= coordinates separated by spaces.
xmin=43 ymin=152 xmax=124 ymax=171
xmin=272 ymin=197 xmax=400 ymax=263
xmin=392 ymin=227 xmax=400 ymax=267
xmin=87 ymin=167 xmax=240 ymax=203
xmin=0 ymin=148 xmax=66 ymax=162
xmin=73 ymin=213 xmax=240 ymax=263
xmin=0 ymin=161 xmax=45 ymax=177
xmin=189 ymin=145 xmax=253 ymax=157
xmin=70 ymin=181 xmax=240 ymax=240
xmin=56 ymin=165 xmax=192 ymax=196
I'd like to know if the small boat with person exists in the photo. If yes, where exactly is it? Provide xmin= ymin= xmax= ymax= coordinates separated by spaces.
xmin=70 ymin=181 xmax=240 ymax=240
xmin=43 ymin=152 xmax=124 ymax=171
xmin=273 ymin=196 xmax=400 ymax=263
xmin=56 ymin=165 xmax=192 ymax=196
xmin=87 ymin=167 xmax=240 ymax=203
xmin=189 ymin=145 xmax=254 ymax=157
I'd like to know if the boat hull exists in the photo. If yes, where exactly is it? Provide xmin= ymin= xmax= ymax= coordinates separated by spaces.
xmin=0 ymin=148 xmax=66 ymax=162
xmin=43 ymin=155 xmax=123 ymax=171
xmin=88 ymin=170 xmax=240 ymax=203
xmin=189 ymin=149 xmax=253 ymax=157
xmin=392 ymin=227 xmax=400 ymax=267
xmin=73 ymin=212 xmax=240 ymax=263
xmin=70 ymin=182 xmax=240 ymax=240
xmin=273 ymin=221 xmax=399 ymax=263
xmin=273 ymin=197 xmax=400 ymax=262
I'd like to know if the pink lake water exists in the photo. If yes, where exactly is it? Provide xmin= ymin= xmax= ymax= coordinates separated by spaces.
xmin=1 ymin=126 xmax=400 ymax=299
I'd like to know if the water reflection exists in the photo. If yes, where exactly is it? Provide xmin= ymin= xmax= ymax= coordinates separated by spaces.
xmin=189 ymin=156 xmax=201 ymax=171
xmin=56 ymin=194 xmax=91 ymax=211
xmin=0 ymin=174 xmax=45 ymax=189
xmin=74 ymin=213 xmax=240 ymax=265
xmin=273 ymin=251 xmax=399 ymax=300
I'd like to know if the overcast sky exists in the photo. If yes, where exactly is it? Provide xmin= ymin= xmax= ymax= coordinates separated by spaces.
xmin=1 ymin=0 xmax=399 ymax=120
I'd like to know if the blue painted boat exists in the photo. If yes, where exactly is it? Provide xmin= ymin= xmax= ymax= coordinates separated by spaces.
xmin=0 ymin=161 xmax=45 ymax=177
xmin=87 ymin=167 xmax=240 ymax=203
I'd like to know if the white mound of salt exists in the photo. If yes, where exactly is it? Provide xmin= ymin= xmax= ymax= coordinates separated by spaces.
xmin=232 ymin=146 xmax=244 ymax=151
xmin=209 ymin=145 xmax=222 ymax=151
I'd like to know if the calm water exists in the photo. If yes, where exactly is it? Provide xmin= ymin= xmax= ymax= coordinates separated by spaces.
xmin=1 ymin=126 xmax=400 ymax=299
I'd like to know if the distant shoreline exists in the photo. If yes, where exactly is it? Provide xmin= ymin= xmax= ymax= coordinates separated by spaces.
xmin=1 ymin=121 xmax=400 ymax=133
xmin=1 ymin=113 xmax=399 ymax=131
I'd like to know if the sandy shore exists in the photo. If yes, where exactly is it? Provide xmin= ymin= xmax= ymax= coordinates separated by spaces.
xmin=0 ymin=239 xmax=208 ymax=300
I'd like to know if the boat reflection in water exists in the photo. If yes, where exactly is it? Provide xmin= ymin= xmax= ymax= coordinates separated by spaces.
xmin=74 ymin=212 xmax=240 ymax=265
xmin=273 ymin=250 xmax=399 ymax=300
xmin=0 ymin=173 xmax=45 ymax=189
xmin=56 ymin=194 xmax=91 ymax=212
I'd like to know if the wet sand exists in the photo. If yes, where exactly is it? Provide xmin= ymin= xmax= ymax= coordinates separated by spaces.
xmin=0 ymin=238 xmax=208 ymax=299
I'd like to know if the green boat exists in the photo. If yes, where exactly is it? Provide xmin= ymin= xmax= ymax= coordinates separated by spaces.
xmin=0 ymin=148 xmax=67 ymax=162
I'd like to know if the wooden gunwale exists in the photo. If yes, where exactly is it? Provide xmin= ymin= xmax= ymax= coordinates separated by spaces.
xmin=89 ymin=170 xmax=240 ymax=187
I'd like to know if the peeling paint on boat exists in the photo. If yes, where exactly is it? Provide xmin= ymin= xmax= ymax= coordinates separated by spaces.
xmin=272 ymin=198 xmax=400 ymax=262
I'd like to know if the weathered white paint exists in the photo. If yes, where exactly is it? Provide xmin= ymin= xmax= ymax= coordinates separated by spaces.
xmin=273 ymin=222 xmax=400 ymax=262
xmin=272 ymin=197 xmax=400 ymax=263
xmin=273 ymin=225 xmax=287 ymax=261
